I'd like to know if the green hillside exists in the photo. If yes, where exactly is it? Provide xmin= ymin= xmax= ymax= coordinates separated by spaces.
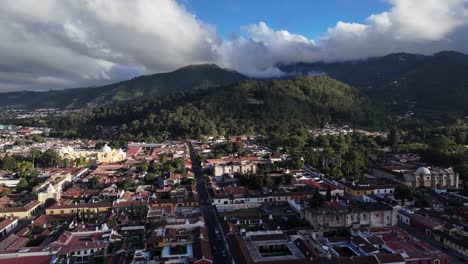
xmin=281 ymin=51 xmax=468 ymax=114
xmin=50 ymin=76 xmax=384 ymax=139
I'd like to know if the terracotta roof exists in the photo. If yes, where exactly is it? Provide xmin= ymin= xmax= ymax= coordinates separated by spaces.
xmin=411 ymin=214 xmax=444 ymax=229
xmin=48 ymin=201 xmax=112 ymax=210
xmin=5 ymin=237 xmax=28 ymax=250
xmin=0 ymin=234 xmax=19 ymax=250
xmin=192 ymin=237 xmax=212 ymax=261
xmin=0 ymin=200 xmax=40 ymax=213
xmin=374 ymin=253 xmax=405 ymax=263
xmin=0 ymin=256 xmax=52 ymax=264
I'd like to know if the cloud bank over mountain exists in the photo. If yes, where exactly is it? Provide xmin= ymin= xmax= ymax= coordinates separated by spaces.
xmin=0 ymin=0 xmax=467 ymax=91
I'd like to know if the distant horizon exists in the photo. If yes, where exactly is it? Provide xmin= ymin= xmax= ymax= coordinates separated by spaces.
xmin=1 ymin=0 xmax=468 ymax=91
xmin=0 ymin=49 xmax=465 ymax=94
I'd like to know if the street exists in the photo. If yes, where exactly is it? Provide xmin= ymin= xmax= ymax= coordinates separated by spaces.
xmin=189 ymin=142 xmax=233 ymax=264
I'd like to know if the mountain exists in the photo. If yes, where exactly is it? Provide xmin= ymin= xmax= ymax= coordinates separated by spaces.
xmin=51 ymin=76 xmax=383 ymax=139
xmin=0 ymin=64 xmax=247 ymax=109
xmin=281 ymin=51 xmax=468 ymax=113
xmin=279 ymin=53 xmax=427 ymax=86
xmin=366 ymin=51 xmax=468 ymax=112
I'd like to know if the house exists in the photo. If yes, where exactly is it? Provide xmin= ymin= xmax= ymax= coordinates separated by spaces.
xmin=46 ymin=201 xmax=112 ymax=215
xmin=0 ymin=217 xmax=18 ymax=238
xmin=0 ymin=200 xmax=41 ymax=218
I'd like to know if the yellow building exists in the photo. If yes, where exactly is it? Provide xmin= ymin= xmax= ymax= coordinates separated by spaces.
xmin=0 ymin=200 xmax=41 ymax=218
xmin=59 ymin=144 xmax=126 ymax=164
xmin=343 ymin=183 xmax=375 ymax=197
xmin=432 ymin=229 xmax=468 ymax=257
xmin=46 ymin=201 xmax=112 ymax=215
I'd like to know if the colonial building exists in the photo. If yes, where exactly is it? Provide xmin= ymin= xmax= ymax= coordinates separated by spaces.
xmin=402 ymin=167 xmax=459 ymax=190
xmin=59 ymin=144 xmax=126 ymax=164
xmin=204 ymin=157 xmax=263 ymax=177
xmin=304 ymin=201 xmax=397 ymax=231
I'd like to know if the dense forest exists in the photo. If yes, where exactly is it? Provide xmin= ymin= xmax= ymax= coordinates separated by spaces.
xmin=40 ymin=76 xmax=385 ymax=141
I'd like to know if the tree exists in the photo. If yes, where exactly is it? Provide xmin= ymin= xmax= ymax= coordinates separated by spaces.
xmin=343 ymin=150 xmax=367 ymax=178
xmin=137 ymin=164 xmax=148 ymax=173
xmin=429 ymin=134 xmax=453 ymax=153
xmin=144 ymin=173 xmax=158 ymax=184
xmin=17 ymin=178 xmax=29 ymax=191
xmin=309 ymin=189 xmax=325 ymax=209
xmin=30 ymin=149 xmax=42 ymax=168
xmin=42 ymin=149 xmax=60 ymax=167
xmin=1 ymin=155 xmax=16 ymax=171
xmin=31 ymin=135 xmax=45 ymax=143
xmin=394 ymin=185 xmax=412 ymax=205
xmin=325 ymin=186 xmax=332 ymax=202
xmin=15 ymin=161 xmax=34 ymax=178
xmin=388 ymin=127 xmax=399 ymax=150
xmin=120 ymin=179 xmax=133 ymax=191
xmin=75 ymin=157 xmax=87 ymax=167
xmin=290 ymin=154 xmax=305 ymax=169
xmin=89 ymin=177 xmax=100 ymax=189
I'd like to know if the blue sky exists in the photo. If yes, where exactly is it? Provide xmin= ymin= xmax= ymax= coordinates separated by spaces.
xmin=184 ymin=0 xmax=390 ymax=39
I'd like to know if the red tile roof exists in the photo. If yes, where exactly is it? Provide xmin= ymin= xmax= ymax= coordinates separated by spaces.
xmin=0 ymin=256 xmax=52 ymax=264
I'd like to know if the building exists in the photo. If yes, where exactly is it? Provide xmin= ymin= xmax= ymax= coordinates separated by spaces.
xmin=204 ymin=157 xmax=264 ymax=177
xmin=37 ymin=172 xmax=72 ymax=203
xmin=402 ymin=167 xmax=459 ymax=190
xmin=304 ymin=201 xmax=396 ymax=231
xmin=58 ymin=144 xmax=126 ymax=164
xmin=341 ymin=181 xmax=396 ymax=198
xmin=370 ymin=227 xmax=450 ymax=264
xmin=0 ymin=217 xmax=18 ymax=238
xmin=46 ymin=201 xmax=112 ymax=215
xmin=228 ymin=230 xmax=314 ymax=263
xmin=0 ymin=200 xmax=41 ymax=219
xmin=52 ymin=229 xmax=115 ymax=263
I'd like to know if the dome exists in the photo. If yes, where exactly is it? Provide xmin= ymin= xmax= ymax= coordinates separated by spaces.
xmin=416 ymin=167 xmax=431 ymax=175
xmin=101 ymin=144 xmax=112 ymax=153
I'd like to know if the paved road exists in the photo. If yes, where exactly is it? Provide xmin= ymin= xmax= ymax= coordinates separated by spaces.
xmin=189 ymin=142 xmax=233 ymax=264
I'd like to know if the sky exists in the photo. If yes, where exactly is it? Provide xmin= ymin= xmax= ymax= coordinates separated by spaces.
xmin=184 ymin=0 xmax=391 ymax=39
xmin=0 ymin=0 xmax=467 ymax=92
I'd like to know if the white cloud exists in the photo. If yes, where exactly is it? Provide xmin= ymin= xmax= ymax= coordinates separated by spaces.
xmin=320 ymin=0 xmax=468 ymax=61
xmin=0 ymin=0 xmax=218 ymax=91
xmin=215 ymin=22 xmax=320 ymax=77
xmin=0 ymin=0 xmax=467 ymax=91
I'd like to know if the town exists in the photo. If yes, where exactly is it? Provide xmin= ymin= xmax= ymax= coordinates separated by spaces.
xmin=0 ymin=124 xmax=465 ymax=264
